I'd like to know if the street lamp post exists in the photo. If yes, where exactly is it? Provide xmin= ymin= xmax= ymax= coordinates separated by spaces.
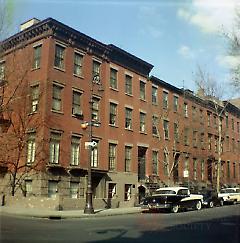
xmin=81 ymin=74 xmax=101 ymax=214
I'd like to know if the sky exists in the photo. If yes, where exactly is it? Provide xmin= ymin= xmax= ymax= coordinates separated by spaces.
xmin=9 ymin=0 xmax=240 ymax=94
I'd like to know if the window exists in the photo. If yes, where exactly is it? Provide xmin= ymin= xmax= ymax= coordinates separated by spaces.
xmin=49 ymin=132 xmax=61 ymax=164
xmin=183 ymin=103 xmax=188 ymax=117
xmin=207 ymin=112 xmax=211 ymax=127
xmin=109 ymin=102 xmax=117 ymax=126
xmin=152 ymin=115 xmax=158 ymax=136
xmin=233 ymin=162 xmax=236 ymax=178
xmin=163 ymin=120 xmax=169 ymax=139
xmin=173 ymin=96 xmax=178 ymax=112
xmin=124 ymin=184 xmax=132 ymax=201
xmin=237 ymin=122 xmax=239 ymax=133
xmin=208 ymin=134 xmax=212 ymax=150
xmin=140 ymin=81 xmax=146 ymax=100
xmin=193 ymin=131 xmax=198 ymax=148
xmin=92 ymin=97 xmax=100 ymax=121
xmin=125 ymin=75 xmax=132 ymax=95
xmin=163 ymin=91 xmax=168 ymax=109
xmin=54 ymin=44 xmax=65 ymax=69
xmin=226 ymin=115 xmax=229 ymax=128
xmin=125 ymin=108 xmax=132 ymax=130
xmin=72 ymin=91 xmax=82 ymax=116
xmin=27 ymin=132 xmax=36 ymax=164
xmin=184 ymin=158 xmax=189 ymax=177
xmin=199 ymin=109 xmax=203 ymax=124
xmin=232 ymin=118 xmax=234 ymax=131
xmin=201 ymin=160 xmax=205 ymax=180
xmin=213 ymin=115 xmax=217 ymax=128
xmin=232 ymin=138 xmax=235 ymax=152
xmin=192 ymin=106 xmax=196 ymax=121
xmin=30 ymin=85 xmax=39 ymax=113
xmin=226 ymin=136 xmax=230 ymax=151
xmin=108 ymin=183 xmax=117 ymax=199
xmin=92 ymin=60 xmax=101 ymax=79
xmin=125 ymin=146 xmax=132 ymax=172
xmin=200 ymin=133 xmax=204 ymax=149
xmin=91 ymin=140 xmax=99 ymax=168
xmin=52 ymin=84 xmax=63 ymax=112
xmin=152 ymin=86 xmax=158 ymax=104
xmin=109 ymin=143 xmax=117 ymax=171
xmin=25 ymin=180 xmax=32 ymax=196
xmin=0 ymin=61 xmax=5 ymax=81
xmin=174 ymin=123 xmax=179 ymax=142
xmin=152 ymin=151 xmax=158 ymax=175
xmin=110 ymin=68 xmax=117 ymax=89
xmin=227 ymin=161 xmax=230 ymax=178
xmin=193 ymin=158 xmax=197 ymax=180
xmin=183 ymin=127 xmax=189 ymax=145
xmin=70 ymin=182 xmax=79 ymax=199
xmin=48 ymin=181 xmax=58 ymax=198
xmin=163 ymin=151 xmax=169 ymax=176
xmin=140 ymin=112 xmax=146 ymax=133
xmin=214 ymin=136 xmax=218 ymax=152
xmin=32 ymin=45 xmax=42 ymax=69
xmin=74 ymin=52 xmax=83 ymax=76
xmin=70 ymin=136 xmax=80 ymax=166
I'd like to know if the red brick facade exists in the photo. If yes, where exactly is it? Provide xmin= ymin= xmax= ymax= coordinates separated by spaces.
xmin=0 ymin=18 xmax=239 ymax=208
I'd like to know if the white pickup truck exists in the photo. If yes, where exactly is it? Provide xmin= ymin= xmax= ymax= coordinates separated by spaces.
xmin=218 ymin=187 xmax=240 ymax=204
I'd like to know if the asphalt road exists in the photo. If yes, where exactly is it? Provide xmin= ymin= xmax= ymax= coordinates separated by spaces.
xmin=0 ymin=205 xmax=239 ymax=243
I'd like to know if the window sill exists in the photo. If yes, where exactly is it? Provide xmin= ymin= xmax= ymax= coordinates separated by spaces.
xmin=51 ymin=110 xmax=64 ymax=115
xmin=110 ymin=87 xmax=119 ymax=92
xmin=125 ymin=128 xmax=133 ymax=132
xmin=109 ymin=124 xmax=118 ymax=128
xmin=31 ymin=67 xmax=40 ymax=71
xmin=140 ymin=131 xmax=147 ymax=135
xmin=139 ymin=98 xmax=146 ymax=102
xmin=125 ymin=93 xmax=133 ymax=97
xmin=54 ymin=66 xmax=65 ymax=72
xmin=73 ymin=74 xmax=84 ymax=79
xmin=28 ymin=111 xmax=38 ymax=116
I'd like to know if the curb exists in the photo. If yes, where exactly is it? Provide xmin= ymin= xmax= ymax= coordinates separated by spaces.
xmin=0 ymin=207 xmax=142 ymax=219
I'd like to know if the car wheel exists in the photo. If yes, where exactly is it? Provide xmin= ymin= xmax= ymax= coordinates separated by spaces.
xmin=219 ymin=200 xmax=224 ymax=206
xmin=171 ymin=205 xmax=179 ymax=213
xmin=233 ymin=200 xmax=237 ymax=205
xmin=195 ymin=200 xmax=202 ymax=210
xmin=209 ymin=201 xmax=214 ymax=208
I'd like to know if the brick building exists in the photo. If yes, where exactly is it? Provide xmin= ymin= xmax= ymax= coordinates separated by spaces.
xmin=0 ymin=18 xmax=239 ymax=209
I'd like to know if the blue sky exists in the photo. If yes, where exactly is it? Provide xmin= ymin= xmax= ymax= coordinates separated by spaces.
xmin=11 ymin=0 xmax=240 ymax=92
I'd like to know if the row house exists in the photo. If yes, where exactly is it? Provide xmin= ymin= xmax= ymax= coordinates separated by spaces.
xmin=0 ymin=18 xmax=239 ymax=209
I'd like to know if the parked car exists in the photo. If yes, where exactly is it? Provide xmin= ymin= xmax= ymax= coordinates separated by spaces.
xmin=218 ymin=188 xmax=240 ymax=204
xmin=141 ymin=186 xmax=203 ymax=213
xmin=199 ymin=189 xmax=224 ymax=208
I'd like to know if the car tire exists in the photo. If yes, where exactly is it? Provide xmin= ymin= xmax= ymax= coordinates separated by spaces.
xmin=171 ymin=205 xmax=179 ymax=213
xmin=219 ymin=200 xmax=224 ymax=206
xmin=209 ymin=201 xmax=214 ymax=208
xmin=195 ymin=200 xmax=202 ymax=210
xmin=233 ymin=200 xmax=237 ymax=205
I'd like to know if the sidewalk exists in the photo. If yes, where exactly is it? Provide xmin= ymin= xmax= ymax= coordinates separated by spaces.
xmin=0 ymin=206 xmax=142 ymax=219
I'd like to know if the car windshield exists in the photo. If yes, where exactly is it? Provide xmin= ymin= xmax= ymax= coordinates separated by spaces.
xmin=156 ymin=190 xmax=176 ymax=194
xmin=220 ymin=189 xmax=235 ymax=193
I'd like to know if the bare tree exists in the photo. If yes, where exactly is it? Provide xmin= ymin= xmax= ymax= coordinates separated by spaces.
xmin=194 ymin=65 xmax=230 ymax=193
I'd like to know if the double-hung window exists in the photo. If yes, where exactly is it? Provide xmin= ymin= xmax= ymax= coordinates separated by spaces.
xmin=0 ymin=61 xmax=5 ymax=81
xmin=125 ymin=75 xmax=132 ymax=95
xmin=72 ymin=90 xmax=81 ymax=116
xmin=140 ymin=81 xmax=146 ymax=100
xmin=91 ymin=140 xmax=99 ymax=168
xmin=125 ymin=146 xmax=132 ymax=172
xmin=140 ymin=112 xmax=146 ymax=133
xmin=49 ymin=132 xmax=61 ymax=164
xmin=74 ymin=52 xmax=83 ymax=76
xmin=110 ymin=68 xmax=117 ymax=89
xmin=125 ymin=108 xmax=132 ymax=130
xmin=70 ymin=136 xmax=80 ymax=166
xmin=92 ymin=97 xmax=100 ymax=121
xmin=152 ymin=151 xmax=158 ymax=175
xmin=32 ymin=45 xmax=42 ymax=69
xmin=109 ymin=102 xmax=117 ymax=126
xmin=163 ymin=91 xmax=168 ymax=109
xmin=52 ymin=84 xmax=63 ymax=112
xmin=109 ymin=143 xmax=117 ymax=171
xmin=92 ymin=60 xmax=101 ymax=80
xmin=152 ymin=86 xmax=158 ymax=104
xmin=27 ymin=132 xmax=36 ymax=164
xmin=163 ymin=120 xmax=169 ymax=139
xmin=54 ymin=44 xmax=65 ymax=69
xmin=30 ymin=85 xmax=39 ymax=113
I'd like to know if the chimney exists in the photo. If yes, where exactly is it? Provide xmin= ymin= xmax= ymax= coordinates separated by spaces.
xmin=20 ymin=18 xmax=40 ymax=31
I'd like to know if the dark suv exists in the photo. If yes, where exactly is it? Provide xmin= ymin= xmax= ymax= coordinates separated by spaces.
xmin=200 ymin=189 xmax=224 ymax=208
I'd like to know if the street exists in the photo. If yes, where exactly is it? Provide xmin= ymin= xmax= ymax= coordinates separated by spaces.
xmin=0 ymin=205 xmax=239 ymax=243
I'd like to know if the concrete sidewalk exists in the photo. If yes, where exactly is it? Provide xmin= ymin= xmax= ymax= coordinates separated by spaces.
xmin=0 ymin=206 xmax=142 ymax=219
